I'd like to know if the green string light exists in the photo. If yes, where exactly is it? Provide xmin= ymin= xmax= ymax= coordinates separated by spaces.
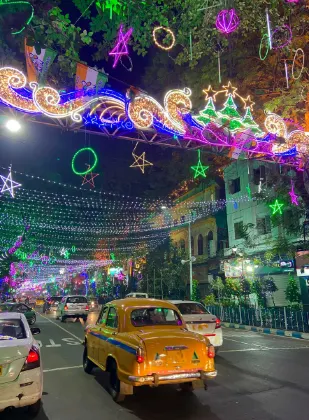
xmin=0 ymin=1 xmax=35 ymax=35
xmin=190 ymin=149 xmax=209 ymax=179
xmin=269 ymin=199 xmax=284 ymax=215
xmin=71 ymin=147 xmax=98 ymax=176
xmin=259 ymin=34 xmax=270 ymax=61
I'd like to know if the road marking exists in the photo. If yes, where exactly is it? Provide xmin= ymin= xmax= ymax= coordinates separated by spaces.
xmin=220 ymin=346 xmax=309 ymax=353
xmin=46 ymin=339 xmax=61 ymax=348
xmin=37 ymin=313 xmax=83 ymax=343
xmin=43 ymin=365 xmax=83 ymax=373
xmin=62 ymin=338 xmax=80 ymax=345
xmin=224 ymin=337 xmax=270 ymax=349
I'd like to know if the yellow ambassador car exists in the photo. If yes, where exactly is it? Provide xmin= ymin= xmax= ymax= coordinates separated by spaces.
xmin=83 ymin=298 xmax=217 ymax=402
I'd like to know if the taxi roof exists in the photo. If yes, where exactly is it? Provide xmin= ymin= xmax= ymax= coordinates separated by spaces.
xmin=108 ymin=298 xmax=178 ymax=310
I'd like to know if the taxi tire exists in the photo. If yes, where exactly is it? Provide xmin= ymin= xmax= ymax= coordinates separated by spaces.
xmin=29 ymin=315 xmax=36 ymax=325
xmin=180 ymin=382 xmax=194 ymax=392
xmin=28 ymin=399 xmax=41 ymax=417
xmin=108 ymin=361 xmax=125 ymax=403
xmin=83 ymin=347 xmax=94 ymax=374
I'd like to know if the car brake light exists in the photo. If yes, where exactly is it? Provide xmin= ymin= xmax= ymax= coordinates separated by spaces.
xmin=64 ymin=305 xmax=68 ymax=311
xmin=208 ymin=345 xmax=215 ymax=358
xmin=85 ymin=305 xmax=89 ymax=311
xmin=136 ymin=347 xmax=144 ymax=363
xmin=21 ymin=347 xmax=40 ymax=371
xmin=215 ymin=318 xmax=221 ymax=329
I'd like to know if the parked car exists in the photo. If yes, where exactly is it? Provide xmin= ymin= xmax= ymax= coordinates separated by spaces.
xmin=0 ymin=303 xmax=36 ymax=325
xmin=125 ymin=293 xmax=149 ymax=298
xmin=169 ymin=300 xmax=223 ymax=352
xmin=0 ymin=312 xmax=42 ymax=416
xmin=48 ymin=296 xmax=63 ymax=312
xmin=83 ymin=298 xmax=217 ymax=402
xmin=57 ymin=296 xmax=89 ymax=322
xmin=88 ymin=298 xmax=99 ymax=311
xmin=35 ymin=297 xmax=45 ymax=308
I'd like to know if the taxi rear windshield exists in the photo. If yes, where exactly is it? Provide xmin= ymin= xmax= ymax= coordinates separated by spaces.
xmin=176 ymin=303 xmax=209 ymax=315
xmin=131 ymin=307 xmax=182 ymax=327
xmin=0 ymin=319 xmax=26 ymax=340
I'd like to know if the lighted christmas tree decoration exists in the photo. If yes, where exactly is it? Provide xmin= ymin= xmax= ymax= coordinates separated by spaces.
xmin=0 ymin=168 xmax=21 ymax=198
xmin=152 ymin=26 xmax=176 ymax=51
xmin=269 ymin=199 xmax=284 ymax=215
xmin=130 ymin=143 xmax=153 ymax=174
xmin=72 ymin=147 xmax=98 ymax=176
xmin=95 ymin=0 xmax=126 ymax=19
xmin=289 ymin=181 xmax=299 ymax=206
xmin=191 ymin=149 xmax=209 ymax=179
xmin=216 ymin=9 xmax=240 ymax=35
xmin=109 ymin=24 xmax=133 ymax=68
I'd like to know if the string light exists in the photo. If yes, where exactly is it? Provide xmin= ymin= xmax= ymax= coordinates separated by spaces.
xmin=109 ymin=24 xmax=133 ymax=68
xmin=292 ymin=48 xmax=305 ymax=80
xmin=269 ymin=199 xmax=284 ymax=215
xmin=71 ymin=147 xmax=98 ymax=176
xmin=0 ymin=1 xmax=34 ymax=35
xmin=215 ymin=9 xmax=240 ymax=34
xmin=0 ymin=169 xmax=21 ymax=198
xmin=130 ymin=144 xmax=153 ymax=174
xmin=190 ymin=149 xmax=209 ymax=179
xmin=259 ymin=34 xmax=270 ymax=61
xmin=152 ymin=26 xmax=176 ymax=51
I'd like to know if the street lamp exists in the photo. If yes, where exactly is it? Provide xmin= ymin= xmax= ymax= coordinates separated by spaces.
xmin=161 ymin=206 xmax=167 ymax=210
xmin=5 ymin=119 xmax=21 ymax=133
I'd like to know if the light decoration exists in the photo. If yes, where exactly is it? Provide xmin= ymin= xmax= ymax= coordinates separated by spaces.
xmin=292 ymin=48 xmax=305 ymax=80
xmin=72 ymin=147 xmax=98 ymax=176
xmin=191 ymin=150 xmax=209 ymax=179
xmin=272 ymin=25 xmax=292 ymax=50
xmin=259 ymin=34 xmax=270 ymax=61
xmin=284 ymin=60 xmax=289 ymax=89
xmin=81 ymin=165 xmax=99 ymax=188
xmin=215 ymin=9 xmax=240 ymax=34
xmin=289 ymin=181 xmax=299 ymax=206
xmin=0 ymin=168 xmax=21 ymax=198
xmin=5 ymin=119 xmax=21 ymax=132
xmin=269 ymin=199 xmax=284 ymax=215
xmin=152 ymin=26 xmax=176 ymax=51
xmin=266 ymin=8 xmax=272 ymax=49
xmin=109 ymin=24 xmax=133 ymax=68
xmin=130 ymin=143 xmax=153 ymax=174
xmin=96 ymin=0 xmax=126 ymax=19
xmin=0 ymin=0 xmax=34 ymax=35
xmin=246 ymin=184 xmax=252 ymax=199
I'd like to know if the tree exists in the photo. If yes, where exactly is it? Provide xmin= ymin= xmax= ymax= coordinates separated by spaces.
xmin=285 ymin=274 xmax=301 ymax=306
xmin=252 ymin=277 xmax=278 ymax=308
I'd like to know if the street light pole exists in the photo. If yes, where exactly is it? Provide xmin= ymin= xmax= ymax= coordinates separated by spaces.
xmin=188 ymin=221 xmax=193 ymax=299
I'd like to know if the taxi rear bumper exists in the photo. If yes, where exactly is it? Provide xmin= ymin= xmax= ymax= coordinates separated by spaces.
xmin=128 ymin=370 xmax=217 ymax=384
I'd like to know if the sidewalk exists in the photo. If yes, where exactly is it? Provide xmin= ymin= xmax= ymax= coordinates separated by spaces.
xmin=223 ymin=322 xmax=309 ymax=340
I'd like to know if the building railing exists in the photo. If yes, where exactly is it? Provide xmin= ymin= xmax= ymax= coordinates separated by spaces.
xmin=206 ymin=305 xmax=309 ymax=333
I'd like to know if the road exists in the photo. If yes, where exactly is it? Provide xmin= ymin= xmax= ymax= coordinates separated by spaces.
xmin=1 ymin=310 xmax=309 ymax=420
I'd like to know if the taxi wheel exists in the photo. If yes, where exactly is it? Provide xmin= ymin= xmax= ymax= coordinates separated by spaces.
xmin=109 ymin=361 xmax=125 ymax=403
xmin=180 ymin=382 xmax=194 ymax=392
xmin=29 ymin=315 xmax=36 ymax=325
xmin=83 ymin=347 xmax=94 ymax=374
xmin=28 ymin=399 xmax=41 ymax=417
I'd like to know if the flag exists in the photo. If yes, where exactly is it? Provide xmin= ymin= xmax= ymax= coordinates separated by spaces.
xmin=25 ymin=40 xmax=57 ymax=84
xmin=75 ymin=63 xmax=108 ymax=96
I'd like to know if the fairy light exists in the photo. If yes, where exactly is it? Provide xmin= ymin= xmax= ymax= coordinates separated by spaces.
xmin=5 ymin=1 xmax=35 ymax=35
xmin=215 ymin=9 xmax=240 ymax=34
xmin=292 ymin=48 xmax=305 ymax=80
xmin=71 ymin=147 xmax=98 ymax=175
xmin=259 ymin=34 xmax=270 ymax=61
xmin=152 ymin=26 xmax=176 ymax=51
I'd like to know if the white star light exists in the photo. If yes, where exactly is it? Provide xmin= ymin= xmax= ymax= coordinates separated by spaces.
xmin=0 ymin=170 xmax=21 ymax=198
xmin=60 ymin=247 xmax=67 ymax=256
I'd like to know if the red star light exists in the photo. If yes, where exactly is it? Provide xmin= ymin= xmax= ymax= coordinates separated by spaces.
xmin=81 ymin=171 xmax=99 ymax=188
xmin=109 ymin=24 xmax=133 ymax=68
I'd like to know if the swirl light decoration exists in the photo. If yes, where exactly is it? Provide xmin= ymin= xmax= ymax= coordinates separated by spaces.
xmin=216 ymin=9 xmax=240 ymax=35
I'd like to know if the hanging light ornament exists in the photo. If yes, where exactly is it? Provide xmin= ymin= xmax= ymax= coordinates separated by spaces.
xmin=215 ymin=9 xmax=240 ymax=35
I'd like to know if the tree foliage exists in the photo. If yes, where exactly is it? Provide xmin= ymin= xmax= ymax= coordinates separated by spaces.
xmin=285 ymin=274 xmax=301 ymax=305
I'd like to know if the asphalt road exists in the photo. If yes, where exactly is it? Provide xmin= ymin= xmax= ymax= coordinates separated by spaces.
xmin=1 ymin=310 xmax=309 ymax=420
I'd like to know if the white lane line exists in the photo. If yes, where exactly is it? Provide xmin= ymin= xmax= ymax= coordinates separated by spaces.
xmin=220 ymin=346 xmax=309 ymax=353
xmin=37 ymin=313 xmax=83 ymax=343
xmin=43 ymin=365 xmax=83 ymax=373
xmin=224 ymin=337 xmax=270 ymax=349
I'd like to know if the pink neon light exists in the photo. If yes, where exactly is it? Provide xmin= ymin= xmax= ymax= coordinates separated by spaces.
xmin=272 ymin=25 xmax=292 ymax=50
xmin=109 ymin=24 xmax=133 ymax=68
xmin=289 ymin=181 xmax=299 ymax=206
xmin=216 ymin=9 xmax=240 ymax=35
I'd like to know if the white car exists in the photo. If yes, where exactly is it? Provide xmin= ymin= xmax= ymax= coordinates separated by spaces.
xmin=57 ymin=295 xmax=89 ymax=322
xmin=0 ymin=312 xmax=42 ymax=416
xmin=169 ymin=300 xmax=223 ymax=351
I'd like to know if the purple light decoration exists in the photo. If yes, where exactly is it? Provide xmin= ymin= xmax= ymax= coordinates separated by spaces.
xmin=109 ymin=24 xmax=133 ymax=68
xmin=272 ymin=25 xmax=292 ymax=50
xmin=216 ymin=9 xmax=240 ymax=35
xmin=289 ymin=181 xmax=299 ymax=206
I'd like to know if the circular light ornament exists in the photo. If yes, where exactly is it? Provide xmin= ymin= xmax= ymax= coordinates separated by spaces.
xmin=152 ymin=26 xmax=176 ymax=51
xmin=71 ymin=147 xmax=98 ymax=175
xmin=292 ymin=48 xmax=305 ymax=80
xmin=216 ymin=9 xmax=240 ymax=35
xmin=272 ymin=25 xmax=292 ymax=50
xmin=6 ymin=119 xmax=21 ymax=132
xmin=259 ymin=34 xmax=270 ymax=61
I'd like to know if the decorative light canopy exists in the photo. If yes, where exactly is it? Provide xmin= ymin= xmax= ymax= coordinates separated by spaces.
xmin=216 ymin=9 xmax=240 ymax=34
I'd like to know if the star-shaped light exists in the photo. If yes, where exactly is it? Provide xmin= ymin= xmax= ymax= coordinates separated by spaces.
xmin=109 ymin=24 xmax=133 ymax=68
xmin=222 ymin=81 xmax=238 ymax=97
xmin=243 ymin=95 xmax=255 ymax=110
xmin=64 ymin=250 xmax=70 ymax=259
xmin=130 ymin=151 xmax=153 ymax=174
xmin=60 ymin=247 xmax=67 ymax=256
xmin=191 ymin=149 xmax=209 ymax=179
xmin=203 ymin=85 xmax=218 ymax=101
xmin=289 ymin=181 xmax=299 ymax=206
xmin=0 ymin=169 xmax=21 ymax=198
xmin=269 ymin=199 xmax=284 ymax=215
xmin=81 ymin=171 xmax=99 ymax=188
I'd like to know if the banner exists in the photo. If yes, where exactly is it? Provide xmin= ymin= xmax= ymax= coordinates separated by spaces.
xmin=25 ymin=40 xmax=57 ymax=84
xmin=75 ymin=63 xmax=108 ymax=95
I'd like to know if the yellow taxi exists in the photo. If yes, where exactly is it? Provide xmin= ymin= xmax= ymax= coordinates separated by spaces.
xmin=83 ymin=298 xmax=217 ymax=402
xmin=35 ymin=297 xmax=45 ymax=307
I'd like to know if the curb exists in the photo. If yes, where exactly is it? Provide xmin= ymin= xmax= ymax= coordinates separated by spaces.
xmin=223 ymin=322 xmax=309 ymax=340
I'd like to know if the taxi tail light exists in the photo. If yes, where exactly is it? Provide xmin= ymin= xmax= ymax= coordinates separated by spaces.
xmin=21 ymin=347 xmax=40 ymax=371
xmin=215 ymin=318 xmax=221 ymax=329
xmin=64 ymin=305 xmax=68 ymax=311
xmin=208 ymin=345 xmax=215 ymax=359
xmin=85 ymin=305 xmax=89 ymax=311
xmin=136 ymin=347 xmax=145 ymax=364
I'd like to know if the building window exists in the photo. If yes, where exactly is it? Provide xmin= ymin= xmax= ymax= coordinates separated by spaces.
xmin=253 ymin=165 xmax=266 ymax=185
xmin=234 ymin=221 xmax=244 ymax=240
xmin=198 ymin=234 xmax=203 ymax=255
xmin=256 ymin=216 xmax=271 ymax=235
xmin=207 ymin=231 xmax=214 ymax=241
xmin=191 ymin=236 xmax=194 ymax=255
xmin=207 ymin=231 xmax=214 ymax=256
xmin=229 ymin=177 xmax=241 ymax=194
xmin=180 ymin=239 xmax=185 ymax=252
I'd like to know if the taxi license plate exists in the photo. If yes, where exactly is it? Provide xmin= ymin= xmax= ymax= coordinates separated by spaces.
xmin=201 ymin=324 xmax=208 ymax=328
xmin=0 ymin=365 xmax=2 ymax=376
